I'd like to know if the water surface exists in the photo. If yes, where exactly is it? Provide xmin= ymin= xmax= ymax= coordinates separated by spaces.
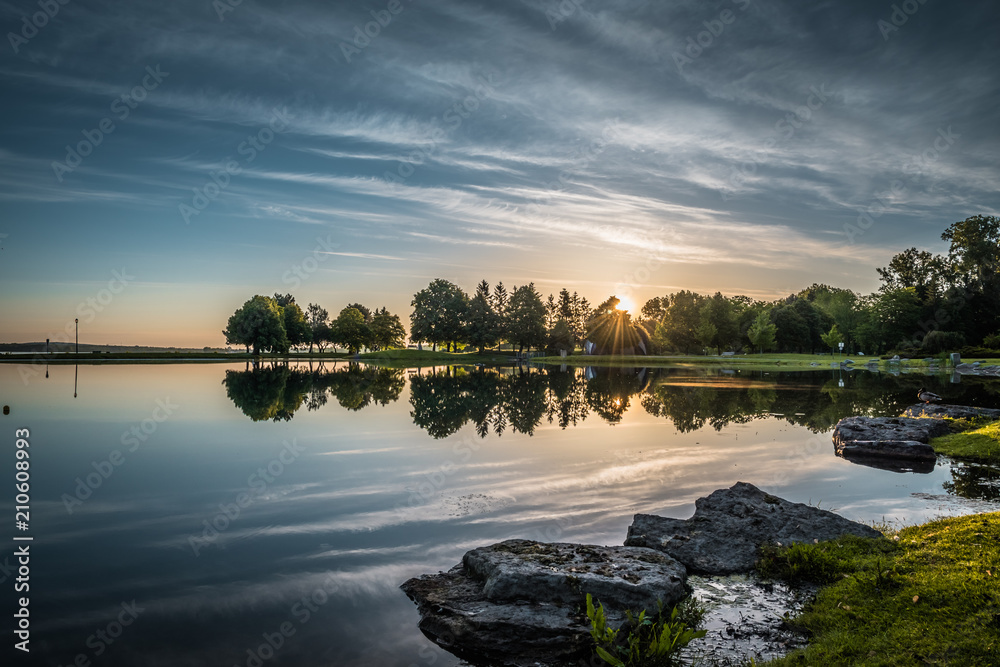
xmin=2 ymin=361 xmax=997 ymax=666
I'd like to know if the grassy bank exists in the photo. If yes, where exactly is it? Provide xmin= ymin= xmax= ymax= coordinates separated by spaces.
xmin=358 ymin=349 xmax=516 ymax=367
xmin=760 ymin=512 xmax=1000 ymax=665
xmin=930 ymin=419 xmax=1000 ymax=463
xmin=531 ymin=352 xmax=956 ymax=370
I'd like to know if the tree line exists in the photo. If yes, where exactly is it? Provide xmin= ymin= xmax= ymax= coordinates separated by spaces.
xmin=643 ymin=215 xmax=1000 ymax=356
xmin=223 ymin=293 xmax=406 ymax=355
xmin=223 ymin=215 xmax=999 ymax=358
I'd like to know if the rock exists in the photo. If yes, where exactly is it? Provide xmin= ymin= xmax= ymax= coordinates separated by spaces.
xmin=400 ymin=540 xmax=688 ymax=665
xmin=901 ymin=403 xmax=1000 ymax=420
xmin=835 ymin=439 xmax=936 ymax=462
xmin=832 ymin=416 xmax=952 ymax=450
xmin=624 ymin=482 xmax=881 ymax=575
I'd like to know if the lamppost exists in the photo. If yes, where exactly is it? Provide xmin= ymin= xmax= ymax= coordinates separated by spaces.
xmin=838 ymin=341 xmax=844 ymax=361
xmin=75 ymin=318 xmax=79 ymax=353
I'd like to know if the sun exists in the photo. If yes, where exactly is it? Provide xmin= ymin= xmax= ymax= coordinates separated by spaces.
xmin=616 ymin=295 xmax=636 ymax=314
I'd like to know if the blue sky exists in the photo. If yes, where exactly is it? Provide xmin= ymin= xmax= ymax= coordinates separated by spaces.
xmin=1 ymin=0 xmax=998 ymax=346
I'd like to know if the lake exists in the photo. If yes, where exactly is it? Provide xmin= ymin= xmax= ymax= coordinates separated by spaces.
xmin=3 ymin=361 xmax=998 ymax=666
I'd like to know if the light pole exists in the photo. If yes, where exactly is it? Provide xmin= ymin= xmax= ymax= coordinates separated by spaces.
xmin=838 ymin=341 xmax=844 ymax=361
xmin=75 ymin=318 xmax=79 ymax=353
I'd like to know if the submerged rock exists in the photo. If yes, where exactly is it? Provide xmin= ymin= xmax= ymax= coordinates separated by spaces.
xmin=400 ymin=540 xmax=687 ymax=665
xmin=902 ymin=403 xmax=1000 ymax=420
xmin=624 ymin=482 xmax=881 ymax=574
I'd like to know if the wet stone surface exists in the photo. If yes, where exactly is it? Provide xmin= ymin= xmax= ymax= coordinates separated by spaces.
xmin=682 ymin=574 xmax=815 ymax=665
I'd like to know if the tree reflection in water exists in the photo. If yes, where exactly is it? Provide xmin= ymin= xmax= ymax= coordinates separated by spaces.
xmin=223 ymin=361 xmax=404 ymax=422
xmin=222 ymin=362 xmax=999 ymax=502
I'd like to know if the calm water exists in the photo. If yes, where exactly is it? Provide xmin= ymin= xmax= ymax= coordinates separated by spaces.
xmin=2 ymin=361 xmax=998 ymax=666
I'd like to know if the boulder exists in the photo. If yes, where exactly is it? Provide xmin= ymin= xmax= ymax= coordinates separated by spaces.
xmin=400 ymin=540 xmax=688 ymax=665
xmin=902 ymin=403 xmax=1000 ymax=420
xmin=624 ymin=482 xmax=881 ymax=575
xmin=832 ymin=416 xmax=951 ymax=449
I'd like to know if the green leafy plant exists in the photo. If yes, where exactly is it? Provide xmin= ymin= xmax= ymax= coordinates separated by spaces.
xmin=586 ymin=593 xmax=706 ymax=667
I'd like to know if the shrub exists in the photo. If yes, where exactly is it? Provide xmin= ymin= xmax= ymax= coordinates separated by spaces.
xmin=920 ymin=330 xmax=965 ymax=353
xmin=586 ymin=593 xmax=706 ymax=667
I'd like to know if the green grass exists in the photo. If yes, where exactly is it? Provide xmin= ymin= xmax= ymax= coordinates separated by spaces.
xmin=357 ymin=348 xmax=516 ymax=366
xmin=761 ymin=513 xmax=1000 ymax=666
xmin=533 ymin=353 xmax=886 ymax=370
xmin=930 ymin=420 xmax=1000 ymax=463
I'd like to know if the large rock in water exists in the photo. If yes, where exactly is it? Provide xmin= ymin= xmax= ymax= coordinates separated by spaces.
xmin=400 ymin=540 xmax=687 ymax=666
xmin=832 ymin=415 xmax=951 ymax=446
xmin=902 ymin=403 xmax=1000 ymax=420
xmin=624 ymin=482 xmax=882 ymax=574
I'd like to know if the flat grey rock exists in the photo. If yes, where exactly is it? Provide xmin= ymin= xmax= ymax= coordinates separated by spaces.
xmin=624 ymin=482 xmax=881 ymax=575
xmin=902 ymin=403 xmax=1000 ymax=420
xmin=400 ymin=540 xmax=688 ymax=665
xmin=832 ymin=415 xmax=951 ymax=448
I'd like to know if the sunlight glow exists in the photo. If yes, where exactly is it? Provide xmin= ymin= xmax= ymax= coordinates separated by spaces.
xmin=616 ymin=295 xmax=636 ymax=314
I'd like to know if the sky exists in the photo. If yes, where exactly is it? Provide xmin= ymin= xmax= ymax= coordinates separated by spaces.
xmin=0 ymin=0 xmax=998 ymax=347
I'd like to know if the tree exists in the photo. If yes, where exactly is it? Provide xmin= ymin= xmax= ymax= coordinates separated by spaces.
xmin=545 ymin=294 xmax=557 ymax=328
xmin=305 ymin=303 xmax=329 ymax=354
xmin=746 ymin=309 xmax=776 ymax=354
xmin=410 ymin=279 xmax=470 ymax=352
xmin=466 ymin=280 xmax=502 ymax=354
xmin=331 ymin=307 xmax=372 ymax=355
xmin=877 ymin=248 xmax=947 ymax=301
xmin=654 ymin=291 xmax=705 ymax=354
xmin=272 ymin=293 xmax=296 ymax=307
xmin=573 ymin=294 xmax=591 ymax=347
xmin=942 ymin=214 xmax=1000 ymax=288
xmin=941 ymin=215 xmax=1000 ymax=343
xmin=507 ymin=283 xmax=547 ymax=356
xmin=585 ymin=296 xmax=643 ymax=355
xmin=312 ymin=321 xmax=333 ymax=352
xmin=699 ymin=292 xmax=739 ymax=354
xmin=548 ymin=319 xmax=575 ymax=354
xmin=281 ymin=301 xmax=310 ymax=351
xmin=223 ymin=295 xmax=289 ymax=355
xmin=492 ymin=281 xmax=509 ymax=348
xmin=346 ymin=302 xmax=373 ymax=324
xmin=371 ymin=308 xmax=406 ymax=350
xmin=820 ymin=324 xmax=842 ymax=356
